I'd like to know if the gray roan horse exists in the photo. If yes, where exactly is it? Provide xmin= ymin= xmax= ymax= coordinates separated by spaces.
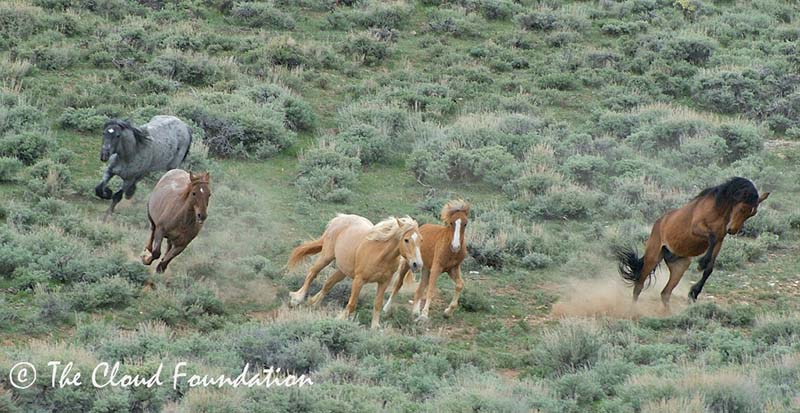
xmin=95 ymin=115 xmax=192 ymax=220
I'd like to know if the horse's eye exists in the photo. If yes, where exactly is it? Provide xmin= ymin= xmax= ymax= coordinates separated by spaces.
xmin=404 ymin=239 xmax=409 ymax=243
xmin=192 ymin=192 xmax=196 ymax=196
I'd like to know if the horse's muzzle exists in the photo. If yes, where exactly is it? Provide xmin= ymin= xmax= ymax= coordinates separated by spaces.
xmin=411 ymin=261 xmax=420 ymax=271
xmin=197 ymin=213 xmax=207 ymax=224
xmin=100 ymin=152 xmax=109 ymax=162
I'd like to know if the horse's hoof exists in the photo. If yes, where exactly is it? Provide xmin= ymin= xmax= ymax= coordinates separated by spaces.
xmin=288 ymin=291 xmax=305 ymax=307
xmin=156 ymin=264 xmax=166 ymax=273
xmin=443 ymin=308 xmax=454 ymax=318
xmin=141 ymin=251 xmax=153 ymax=265
xmin=124 ymin=185 xmax=136 ymax=199
xmin=415 ymin=314 xmax=429 ymax=323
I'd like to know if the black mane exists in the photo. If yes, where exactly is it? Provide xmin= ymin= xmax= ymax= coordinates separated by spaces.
xmin=104 ymin=119 xmax=148 ymax=143
xmin=695 ymin=177 xmax=759 ymax=211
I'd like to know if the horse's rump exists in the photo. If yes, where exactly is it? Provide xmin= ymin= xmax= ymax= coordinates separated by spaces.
xmin=142 ymin=116 xmax=192 ymax=169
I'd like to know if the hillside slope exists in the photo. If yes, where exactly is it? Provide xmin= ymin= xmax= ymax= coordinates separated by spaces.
xmin=2 ymin=0 xmax=800 ymax=411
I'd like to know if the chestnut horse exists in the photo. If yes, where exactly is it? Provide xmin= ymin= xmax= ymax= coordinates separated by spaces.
xmin=142 ymin=169 xmax=211 ymax=273
xmin=288 ymin=214 xmax=423 ymax=329
xmin=385 ymin=200 xmax=470 ymax=321
xmin=617 ymin=177 xmax=769 ymax=310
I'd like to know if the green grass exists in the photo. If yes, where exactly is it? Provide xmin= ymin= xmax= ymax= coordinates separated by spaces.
xmin=2 ymin=0 xmax=800 ymax=411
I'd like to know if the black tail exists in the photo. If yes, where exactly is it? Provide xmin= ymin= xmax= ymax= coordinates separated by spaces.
xmin=182 ymin=128 xmax=192 ymax=163
xmin=615 ymin=246 xmax=645 ymax=284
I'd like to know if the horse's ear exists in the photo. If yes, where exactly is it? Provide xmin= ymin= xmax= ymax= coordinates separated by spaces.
xmin=395 ymin=217 xmax=402 ymax=228
xmin=189 ymin=171 xmax=196 ymax=181
xmin=203 ymin=172 xmax=210 ymax=182
xmin=758 ymin=192 xmax=770 ymax=204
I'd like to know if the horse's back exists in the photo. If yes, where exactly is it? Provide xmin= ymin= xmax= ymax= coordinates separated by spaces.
xmin=325 ymin=214 xmax=372 ymax=276
xmin=144 ymin=116 xmax=192 ymax=169
xmin=148 ymin=169 xmax=189 ymax=223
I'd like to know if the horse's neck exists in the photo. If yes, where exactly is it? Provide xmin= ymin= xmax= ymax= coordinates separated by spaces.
xmin=118 ymin=135 xmax=142 ymax=162
xmin=371 ymin=238 xmax=402 ymax=263
xmin=174 ymin=193 xmax=197 ymax=226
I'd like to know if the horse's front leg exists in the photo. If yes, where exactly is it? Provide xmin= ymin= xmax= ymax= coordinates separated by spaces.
xmin=690 ymin=234 xmax=723 ymax=302
xmin=384 ymin=260 xmax=411 ymax=313
xmin=144 ymin=227 xmax=165 ymax=265
xmin=419 ymin=264 xmax=443 ymax=321
xmin=371 ymin=279 xmax=390 ymax=329
xmin=340 ymin=275 xmax=365 ymax=322
xmin=156 ymin=241 xmax=187 ymax=273
xmin=124 ymin=176 xmax=142 ymax=200
xmin=95 ymin=168 xmax=114 ymax=200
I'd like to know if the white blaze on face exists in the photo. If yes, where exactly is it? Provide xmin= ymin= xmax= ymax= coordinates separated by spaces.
xmin=108 ymin=128 xmax=115 ymax=133
xmin=451 ymin=219 xmax=462 ymax=252
xmin=412 ymin=232 xmax=422 ymax=268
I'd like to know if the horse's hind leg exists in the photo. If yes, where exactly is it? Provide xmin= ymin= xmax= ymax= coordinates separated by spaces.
xmin=290 ymin=249 xmax=335 ymax=307
xmin=444 ymin=266 xmax=464 ymax=318
xmin=633 ymin=230 xmax=664 ymax=301
xmin=308 ymin=270 xmax=346 ymax=306
xmin=102 ymin=188 xmax=125 ymax=222
xmin=661 ymin=255 xmax=691 ymax=313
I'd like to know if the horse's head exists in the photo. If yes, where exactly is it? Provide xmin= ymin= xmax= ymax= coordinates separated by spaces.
xmin=441 ymin=200 xmax=470 ymax=253
xmin=189 ymin=172 xmax=211 ymax=224
xmin=101 ymin=120 xmax=122 ymax=161
xmin=728 ymin=191 xmax=769 ymax=235
xmin=396 ymin=217 xmax=423 ymax=272
xmin=101 ymin=119 xmax=147 ymax=162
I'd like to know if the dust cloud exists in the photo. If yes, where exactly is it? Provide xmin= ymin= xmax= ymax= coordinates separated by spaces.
xmin=550 ymin=268 xmax=692 ymax=318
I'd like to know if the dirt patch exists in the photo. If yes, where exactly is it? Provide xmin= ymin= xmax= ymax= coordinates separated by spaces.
xmin=550 ymin=268 xmax=695 ymax=318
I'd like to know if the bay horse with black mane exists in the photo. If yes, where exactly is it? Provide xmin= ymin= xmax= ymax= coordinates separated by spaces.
xmin=142 ymin=169 xmax=211 ymax=274
xmin=385 ymin=200 xmax=470 ymax=321
xmin=617 ymin=177 xmax=769 ymax=310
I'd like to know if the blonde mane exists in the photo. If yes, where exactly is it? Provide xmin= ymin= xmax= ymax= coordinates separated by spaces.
xmin=367 ymin=216 xmax=419 ymax=241
xmin=440 ymin=199 xmax=470 ymax=223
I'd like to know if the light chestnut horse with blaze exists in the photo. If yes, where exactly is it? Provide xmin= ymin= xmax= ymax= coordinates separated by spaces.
xmin=288 ymin=214 xmax=423 ymax=329
xmin=142 ymin=169 xmax=211 ymax=273
xmin=385 ymin=200 xmax=470 ymax=321
xmin=617 ymin=177 xmax=768 ymax=310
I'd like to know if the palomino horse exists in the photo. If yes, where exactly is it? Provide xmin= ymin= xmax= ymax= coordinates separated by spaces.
xmin=287 ymin=214 xmax=423 ymax=329
xmin=617 ymin=177 xmax=769 ymax=310
xmin=142 ymin=169 xmax=211 ymax=274
xmin=385 ymin=200 xmax=470 ymax=321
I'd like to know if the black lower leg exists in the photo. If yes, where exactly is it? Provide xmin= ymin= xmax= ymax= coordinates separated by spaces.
xmin=689 ymin=268 xmax=713 ymax=301
xmin=124 ymin=181 xmax=138 ymax=199
xmin=698 ymin=234 xmax=717 ymax=271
